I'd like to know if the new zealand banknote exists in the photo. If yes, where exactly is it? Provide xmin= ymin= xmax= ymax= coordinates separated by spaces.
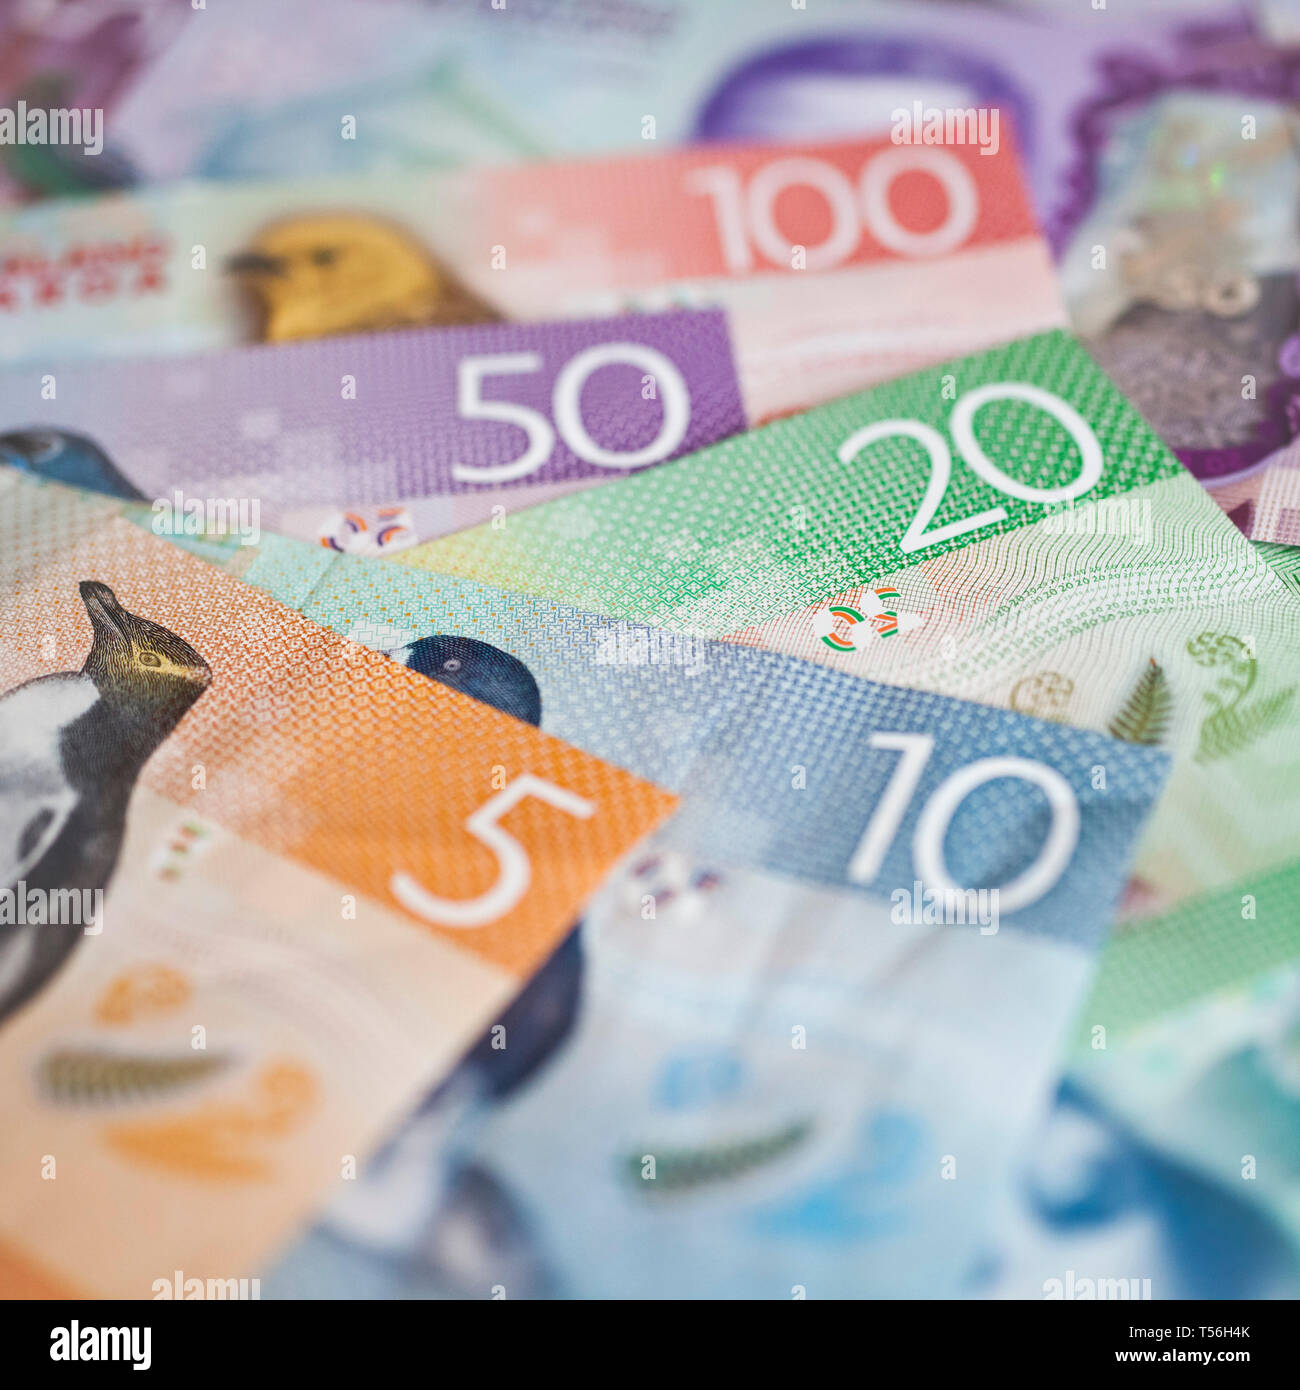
xmin=0 ymin=0 xmax=189 ymax=203
xmin=190 ymin=535 xmax=1168 ymax=1298
xmin=91 ymin=0 xmax=537 ymax=185
xmin=1069 ymin=959 xmax=1300 ymax=1269
xmin=0 ymin=468 xmax=674 ymax=1297
xmin=0 ymin=133 xmax=1064 ymax=419
xmin=973 ymin=1074 xmax=1300 ymax=1300
xmin=435 ymin=0 xmax=1295 ymax=259
xmin=1060 ymin=89 xmax=1300 ymax=548
xmin=0 ymin=309 xmax=754 ymax=550
xmin=406 ymin=327 xmax=1300 ymax=1035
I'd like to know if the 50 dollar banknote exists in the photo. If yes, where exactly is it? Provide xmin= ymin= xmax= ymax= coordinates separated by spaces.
xmin=0 ymin=309 xmax=752 ymax=552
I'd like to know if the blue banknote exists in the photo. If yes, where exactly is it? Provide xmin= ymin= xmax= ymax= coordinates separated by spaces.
xmin=234 ymin=536 xmax=1169 ymax=1297
xmin=974 ymin=1078 xmax=1300 ymax=1301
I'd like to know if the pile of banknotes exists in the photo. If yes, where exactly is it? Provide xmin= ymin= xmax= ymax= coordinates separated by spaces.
xmin=0 ymin=0 xmax=1298 ymax=1301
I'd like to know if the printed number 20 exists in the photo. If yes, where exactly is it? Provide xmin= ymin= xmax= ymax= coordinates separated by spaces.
xmin=837 ymin=383 xmax=1104 ymax=554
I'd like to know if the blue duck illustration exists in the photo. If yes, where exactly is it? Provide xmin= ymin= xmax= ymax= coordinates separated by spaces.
xmin=0 ymin=429 xmax=147 ymax=502
xmin=394 ymin=635 xmax=543 ymax=730
xmin=0 ymin=582 xmax=211 ymax=1024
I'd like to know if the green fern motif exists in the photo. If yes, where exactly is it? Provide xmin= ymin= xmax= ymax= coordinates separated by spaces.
xmin=1187 ymin=631 xmax=1296 ymax=762
xmin=1108 ymin=658 xmax=1172 ymax=746
xmin=624 ymin=1119 xmax=812 ymax=1195
xmin=1255 ymin=542 xmax=1300 ymax=601
xmin=1196 ymin=686 xmax=1296 ymax=762
xmin=37 ymin=1048 xmax=231 ymax=1105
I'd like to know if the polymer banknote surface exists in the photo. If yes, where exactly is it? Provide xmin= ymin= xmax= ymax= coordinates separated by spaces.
xmin=220 ymin=535 xmax=1168 ymax=1298
xmin=0 ymin=134 xmax=1063 ymax=419
xmin=1060 ymin=89 xmax=1300 ymax=548
xmin=0 ymin=310 xmax=751 ymax=550
xmin=0 ymin=469 xmax=673 ymax=1297
xmin=406 ymin=328 xmax=1300 ymax=1032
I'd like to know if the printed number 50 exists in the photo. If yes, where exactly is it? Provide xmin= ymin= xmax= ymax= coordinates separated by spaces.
xmin=451 ymin=345 xmax=692 ymax=484
xmin=848 ymin=732 xmax=1080 ymax=914
xmin=838 ymin=383 xmax=1104 ymax=554
xmin=391 ymin=774 xmax=595 ymax=928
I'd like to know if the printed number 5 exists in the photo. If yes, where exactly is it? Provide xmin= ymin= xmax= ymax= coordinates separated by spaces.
xmin=837 ymin=383 xmax=1104 ymax=554
xmin=390 ymin=774 xmax=595 ymax=928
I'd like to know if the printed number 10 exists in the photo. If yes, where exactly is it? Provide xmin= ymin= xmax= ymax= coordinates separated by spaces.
xmin=849 ymin=733 xmax=1080 ymax=914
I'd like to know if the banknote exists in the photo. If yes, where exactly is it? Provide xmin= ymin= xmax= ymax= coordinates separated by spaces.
xmin=408 ymin=327 xmax=1300 ymax=1033
xmin=973 ymin=1075 xmax=1300 ymax=1300
xmin=0 ymin=309 xmax=753 ymax=550
xmin=1059 ymin=89 xmax=1300 ymax=546
xmin=437 ymin=0 xmax=1294 ymax=258
xmin=0 ymin=134 xmax=1064 ymax=419
xmin=1069 ymin=960 xmax=1300 ymax=1269
xmin=0 ymin=0 xmax=189 ymax=203
xmin=187 ymin=534 xmax=1167 ymax=1297
xmin=98 ymin=0 xmax=536 ymax=184
xmin=0 ymin=468 xmax=674 ymax=1297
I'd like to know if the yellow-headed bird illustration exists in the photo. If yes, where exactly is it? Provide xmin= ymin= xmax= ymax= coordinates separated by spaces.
xmin=227 ymin=213 xmax=501 ymax=342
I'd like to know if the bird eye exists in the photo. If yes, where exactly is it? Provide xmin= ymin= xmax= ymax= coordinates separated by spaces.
xmin=311 ymin=247 xmax=338 ymax=266
xmin=29 ymin=432 xmax=61 ymax=463
xmin=138 ymin=652 xmax=162 ymax=667
xmin=442 ymin=658 xmax=461 ymax=673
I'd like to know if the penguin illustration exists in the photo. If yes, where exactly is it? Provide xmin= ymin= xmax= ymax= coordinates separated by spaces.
xmin=226 ymin=212 xmax=501 ymax=343
xmin=0 ymin=429 xmax=147 ymax=502
xmin=394 ymin=634 xmax=542 ymax=729
xmin=0 ymin=582 xmax=211 ymax=1025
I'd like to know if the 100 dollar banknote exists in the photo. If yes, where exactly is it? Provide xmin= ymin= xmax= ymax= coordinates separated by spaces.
xmin=181 ymin=535 xmax=1169 ymax=1297
xmin=406 ymin=328 xmax=1300 ymax=1033
xmin=0 ymin=134 xmax=1063 ymax=420
xmin=0 ymin=469 xmax=674 ymax=1298
xmin=439 ymin=0 xmax=1296 ymax=259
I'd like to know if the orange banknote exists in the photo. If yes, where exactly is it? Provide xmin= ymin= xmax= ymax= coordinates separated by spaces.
xmin=0 ymin=469 xmax=675 ymax=1297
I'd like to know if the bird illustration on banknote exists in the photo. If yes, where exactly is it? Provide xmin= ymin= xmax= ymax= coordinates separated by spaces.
xmin=0 ymin=583 xmax=210 ymax=1025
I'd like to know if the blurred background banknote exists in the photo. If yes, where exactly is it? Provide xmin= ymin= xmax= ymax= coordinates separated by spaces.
xmin=108 ymin=525 xmax=1170 ymax=1297
xmin=1059 ymin=88 xmax=1300 ymax=551
xmin=0 ymin=468 xmax=675 ymax=1297
xmin=84 ymin=0 xmax=1293 ymax=248
xmin=0 ymin=132 xmax=1063 ymax=421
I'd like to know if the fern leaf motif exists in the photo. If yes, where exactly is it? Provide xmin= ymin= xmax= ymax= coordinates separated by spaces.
xmin=1108 ymin=658 xmax=1172 ymax=746
xmin=1196 ymin=686 xmax=1296 ymax=762
xmin=37 ymin=1048 xmax=231 ymax=1105
xmin=624 ymin=1119 xmax=812 ymax=1195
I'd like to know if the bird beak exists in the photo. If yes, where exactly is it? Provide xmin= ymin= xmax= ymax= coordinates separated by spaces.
xmin=79 ymin=580 xmax=132 ymax=642
xmin=225 ymin=251 xmax=287 ymax=277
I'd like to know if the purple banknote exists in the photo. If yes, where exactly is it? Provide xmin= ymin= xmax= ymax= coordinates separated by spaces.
xmin=0 ymin=309 xmax=746 ymax=553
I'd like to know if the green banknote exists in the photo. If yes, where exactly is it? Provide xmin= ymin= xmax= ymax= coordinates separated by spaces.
xmin=407 ymin=328 xmax=1300 ymax=1035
